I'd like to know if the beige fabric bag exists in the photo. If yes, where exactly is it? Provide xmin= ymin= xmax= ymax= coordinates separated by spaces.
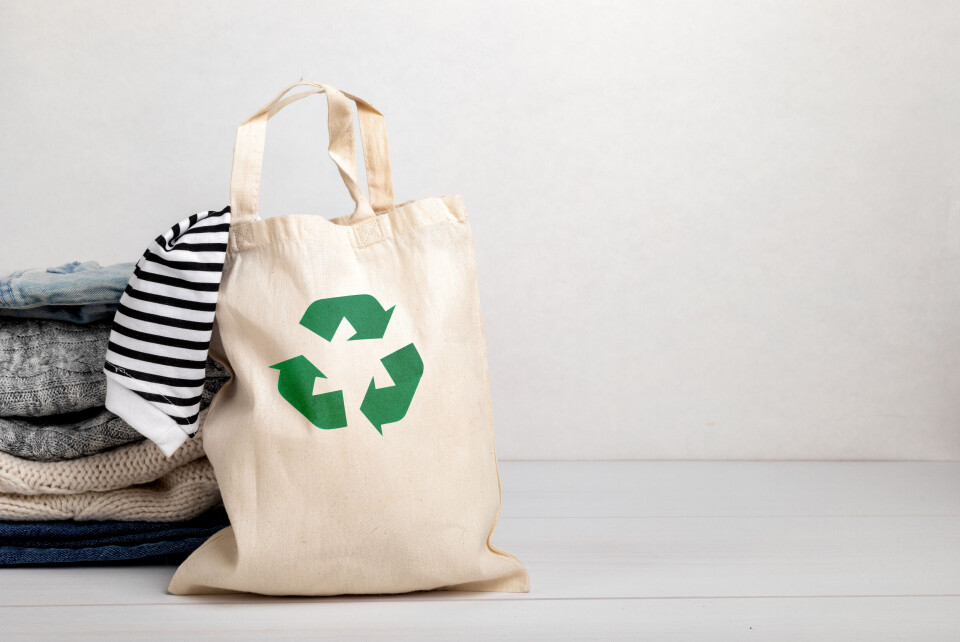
xmin=168 ymin=82 xmax=529 ymax=596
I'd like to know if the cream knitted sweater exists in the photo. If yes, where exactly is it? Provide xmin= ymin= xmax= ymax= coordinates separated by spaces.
xmin=0 ymin=458 xmax=220 ymax=521
xmin=0 ymin=420 xmax=206 ymax=495
xmin=0 ymin=411 xmax=221 ymax=520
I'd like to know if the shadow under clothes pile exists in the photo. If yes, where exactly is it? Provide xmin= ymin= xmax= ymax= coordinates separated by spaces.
xmin=0 ymin=261 xmax=230 ymax=564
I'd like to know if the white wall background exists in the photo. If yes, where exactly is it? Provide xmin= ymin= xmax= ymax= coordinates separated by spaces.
xmin=2 ymin=0 xmax=959 ymax=460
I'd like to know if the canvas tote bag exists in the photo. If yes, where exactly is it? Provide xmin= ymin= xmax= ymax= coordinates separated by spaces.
xmin=167 ymin=81 xmax=530 ymax=595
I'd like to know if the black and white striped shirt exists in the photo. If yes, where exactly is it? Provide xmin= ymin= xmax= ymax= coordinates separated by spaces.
xmin=104 ymin=206 xmax=230 ymax=457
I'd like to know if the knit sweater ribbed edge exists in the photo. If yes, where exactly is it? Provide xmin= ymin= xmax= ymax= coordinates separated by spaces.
xmin=0 ymin=418 xmax=206 ymax=495
xmin=0 ymin=458 xmax=220 ymax=522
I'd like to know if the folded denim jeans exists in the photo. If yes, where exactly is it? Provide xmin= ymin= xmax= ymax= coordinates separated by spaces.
xmin=0 ymin=538 xmax=214 ymax=564
xmin=0 ymin=504 xmax=229 ymax=564
xmin=0 ymin=261 xmax=135 ymax=324
xmin=0 ymin=504 xmax=228 ymax=548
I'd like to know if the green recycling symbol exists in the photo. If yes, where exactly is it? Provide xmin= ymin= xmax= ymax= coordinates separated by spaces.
xmin=269 ymin=294 xmax=424 ymax=434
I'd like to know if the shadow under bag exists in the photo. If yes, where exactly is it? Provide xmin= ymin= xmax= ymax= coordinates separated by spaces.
xmin=167 ymin=81 xmax=529 ymax=596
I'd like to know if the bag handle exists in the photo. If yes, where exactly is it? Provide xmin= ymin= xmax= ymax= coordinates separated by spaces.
xmin=229 ymin=82 xmax=395 ymax=226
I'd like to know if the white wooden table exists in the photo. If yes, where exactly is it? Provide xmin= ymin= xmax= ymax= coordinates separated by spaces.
xmin=1 ymin=462 xmax=959 ymax=640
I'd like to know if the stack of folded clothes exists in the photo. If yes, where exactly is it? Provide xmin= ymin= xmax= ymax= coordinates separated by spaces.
xmin=0 ymin=261 xmax=229 ymax=564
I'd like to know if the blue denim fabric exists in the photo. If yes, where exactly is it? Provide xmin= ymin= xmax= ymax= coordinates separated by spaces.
xmin=0 ymin=505 xmax=228 ymax=546
xmin=0 ymin=538 xmax=214 ymax=564
xmin=0 ymin=505 xmax=229 ymax=564
xmin=0 ymin=261 xmax=135 ymax=324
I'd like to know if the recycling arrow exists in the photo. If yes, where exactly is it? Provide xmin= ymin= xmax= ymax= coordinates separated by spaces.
xmin=271 ymin=294 xmax=422 ymax=435
xmin=300 ymin=294 xmax=395 ymax=342
xmin=360 ymin=343 xmax=424 ymax=435
xmin=269 ymin=355 xmax=347 ymax=430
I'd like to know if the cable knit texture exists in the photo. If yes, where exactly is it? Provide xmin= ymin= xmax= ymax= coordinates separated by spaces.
xmin=0 ymin=421 xmax=207 ymax=495
xmin=0 ymin=408 xmax=141 ymax=461
xmin=0 ymin=458 xmax=220 ymax=521
xmin=0 ymin=319 xmax=111 ymax=416
xmin=0 ymin=317 xmax=230 ymax=461
xmin=0 ymin=373 xmax=226 ymax=461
